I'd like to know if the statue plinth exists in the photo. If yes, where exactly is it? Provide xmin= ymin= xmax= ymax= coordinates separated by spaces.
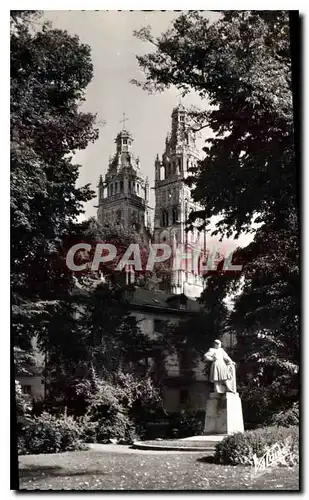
xmin=203 ymin=392 xmax=244 ymax=435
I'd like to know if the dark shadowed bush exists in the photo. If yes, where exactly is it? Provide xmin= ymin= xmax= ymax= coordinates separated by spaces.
xmin=214 ymin=426 xmax=299 ymax=466
xmin=269 ymin=402 xmax=299 ymax=428
xmin=166 ymin=410 xmax=204 ymax=439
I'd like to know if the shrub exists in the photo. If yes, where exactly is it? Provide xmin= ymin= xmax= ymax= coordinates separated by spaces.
xmin=18 ymin=410 xmax=84 ymax=455
xmin=77 ymin=371 xmax=162 ymax=444
xmin=239 ymin=382 xmax=299 ymax=429
xmin=270 ymin=402 xmax=299 ymax=428
xmin=167 ymin=410 xmax=204 ymax=439
xmin=15 ymin=381 xmax=32 ymax=419
xmin=81 ymin=377 xmax=138 ymax=444
xmin=214 ymin=425 xmax=299 ymax=466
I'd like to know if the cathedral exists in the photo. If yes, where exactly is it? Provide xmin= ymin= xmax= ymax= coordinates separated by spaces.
xmin=96 ymin=104 xmax=207 ymax=299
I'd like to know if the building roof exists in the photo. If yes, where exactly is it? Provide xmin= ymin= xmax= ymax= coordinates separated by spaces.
xmin=127 ymin=287 xmax=201 ymax=314
xmin=72 ymin=281 xmax=201 ymax=315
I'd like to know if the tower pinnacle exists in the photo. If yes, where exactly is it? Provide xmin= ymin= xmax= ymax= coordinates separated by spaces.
xmin=120 ymin=112 xmax=129 ymax=131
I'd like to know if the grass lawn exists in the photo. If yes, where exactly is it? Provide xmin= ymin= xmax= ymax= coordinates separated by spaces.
xmin=18 ymin=447 xmax=299 ymax=491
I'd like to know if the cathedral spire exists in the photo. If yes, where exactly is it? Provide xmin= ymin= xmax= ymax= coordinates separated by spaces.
xmin=120 ymin=112 xmax=129 ymax=131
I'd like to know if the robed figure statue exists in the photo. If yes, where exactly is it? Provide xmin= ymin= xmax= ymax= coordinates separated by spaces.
xmin=204 ymin=339 xmax=236 ymax=394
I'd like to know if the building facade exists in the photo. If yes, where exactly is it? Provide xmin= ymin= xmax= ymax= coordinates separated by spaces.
xmin=126 ymin=287 xmax=210 ymax=412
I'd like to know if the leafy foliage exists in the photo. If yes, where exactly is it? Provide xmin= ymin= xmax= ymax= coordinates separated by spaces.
xmin=134 ymin=11 xmax=299 ymax=418
xmin=11 ymin=11 xmax=98 ymax=353
xmin=16 ymin=380 xmax=32 ymax=423
xmin=166 ymin=410 xmax=204 ymax=439
xmin=75 ymin=371 xmax=162 ymax=444
xmin=269 ymin=402 xmax=299 ymax=428
xmin=68 ymin=216 xmax=172 ymax=291
xmin=134 ymin=11 xmax=295 ymax=235
xmin=18 ymin=410 xmax=84 ymax=455
xmin=40 ymin=283 xmax=154 ymax=408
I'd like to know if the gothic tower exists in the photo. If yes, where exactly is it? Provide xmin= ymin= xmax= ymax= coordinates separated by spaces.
xmin=97 ymin=122 xmax=150 ymax=234
xmin=154 ymin=104 xmax=206 ymax=298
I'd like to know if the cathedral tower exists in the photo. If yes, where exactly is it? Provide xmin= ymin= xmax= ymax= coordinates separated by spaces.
xmin=97 ymin=121 xmax=150 ymax=233
xmin=154 ymin=104 xmax=206 ymax=297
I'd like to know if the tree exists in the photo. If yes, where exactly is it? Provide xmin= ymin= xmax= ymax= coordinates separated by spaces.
xmin=66 ymin=217 xmax=174 ymax=291
xmin=41 ymin=282 xmax=154 ymax=411
xmin=11 ymin=11 xmax=98 ymax=352
xmin=133 ymin=11 xmax=295 ymax=235
xmin=133 ymin=11 xmax=299 ymax=419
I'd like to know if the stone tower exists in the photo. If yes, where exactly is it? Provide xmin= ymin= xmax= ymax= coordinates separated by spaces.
xmin=97 ymin=123 xmax=150 ymax=233
xmin=154 ymin=104 xmax=206 ymax=298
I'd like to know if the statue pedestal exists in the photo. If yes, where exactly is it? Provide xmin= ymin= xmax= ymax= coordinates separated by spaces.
xmin=203 ymin=392 xmax=244 ymax=435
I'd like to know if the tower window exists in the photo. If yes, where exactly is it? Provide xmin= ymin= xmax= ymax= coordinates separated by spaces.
xmin=162 ymin=210 xmax=169 ymax=227
xmin=116 ymin=209 xmax=122 ymax=222
xmin=172 ymin=208 xmax=178 ymax=224
xmin=123 ymin=139 xmax=127 ymax=145
xmin=120 ymin=181 xmax=123 ymax=191
xmin=137 ymin=184 xmax=140 ymax=194
xmin=179 ymin=115 xmax=185 ymax=122
xmin=110 ymin=184 xmax=114 ymax=195
xmin=115 ymin=182 xmax=118 ymax=193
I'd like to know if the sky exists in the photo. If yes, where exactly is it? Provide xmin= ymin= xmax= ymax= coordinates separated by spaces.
xmin=43 ymin=10 xmax=253 ymax=250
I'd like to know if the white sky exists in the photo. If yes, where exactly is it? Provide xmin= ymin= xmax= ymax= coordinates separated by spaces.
xmin=43 ymin=10 xmax=254 ymax=250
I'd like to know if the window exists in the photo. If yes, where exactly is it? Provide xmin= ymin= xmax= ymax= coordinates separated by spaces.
xmin=22 ymin=385 xmax=32 ymax=395
xmin=120 ymin=181 xmax=124 ymax=191
xmin=115 ymin=182 xmax=118 ymax=193
xmin=110 ymin=184 xmax=114 ymax=195
xmin=172 ymin=208 xmax=178 ymax=224
xmin=154 ymin=319 xmax=165 ymax=333
xmin=123 ymin=139 xmax=127 ymax=145
xmin=137 ymin=184 xmax=140 ymax=194
xmin=179 ymin=115 xmax=185 ymax=122
xmin=162 ymin=210 xmax=169 ymax=227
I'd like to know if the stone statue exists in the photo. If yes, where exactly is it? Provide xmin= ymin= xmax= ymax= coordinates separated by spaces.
xmin=204 ymin=339 xmax=236 ymax=394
